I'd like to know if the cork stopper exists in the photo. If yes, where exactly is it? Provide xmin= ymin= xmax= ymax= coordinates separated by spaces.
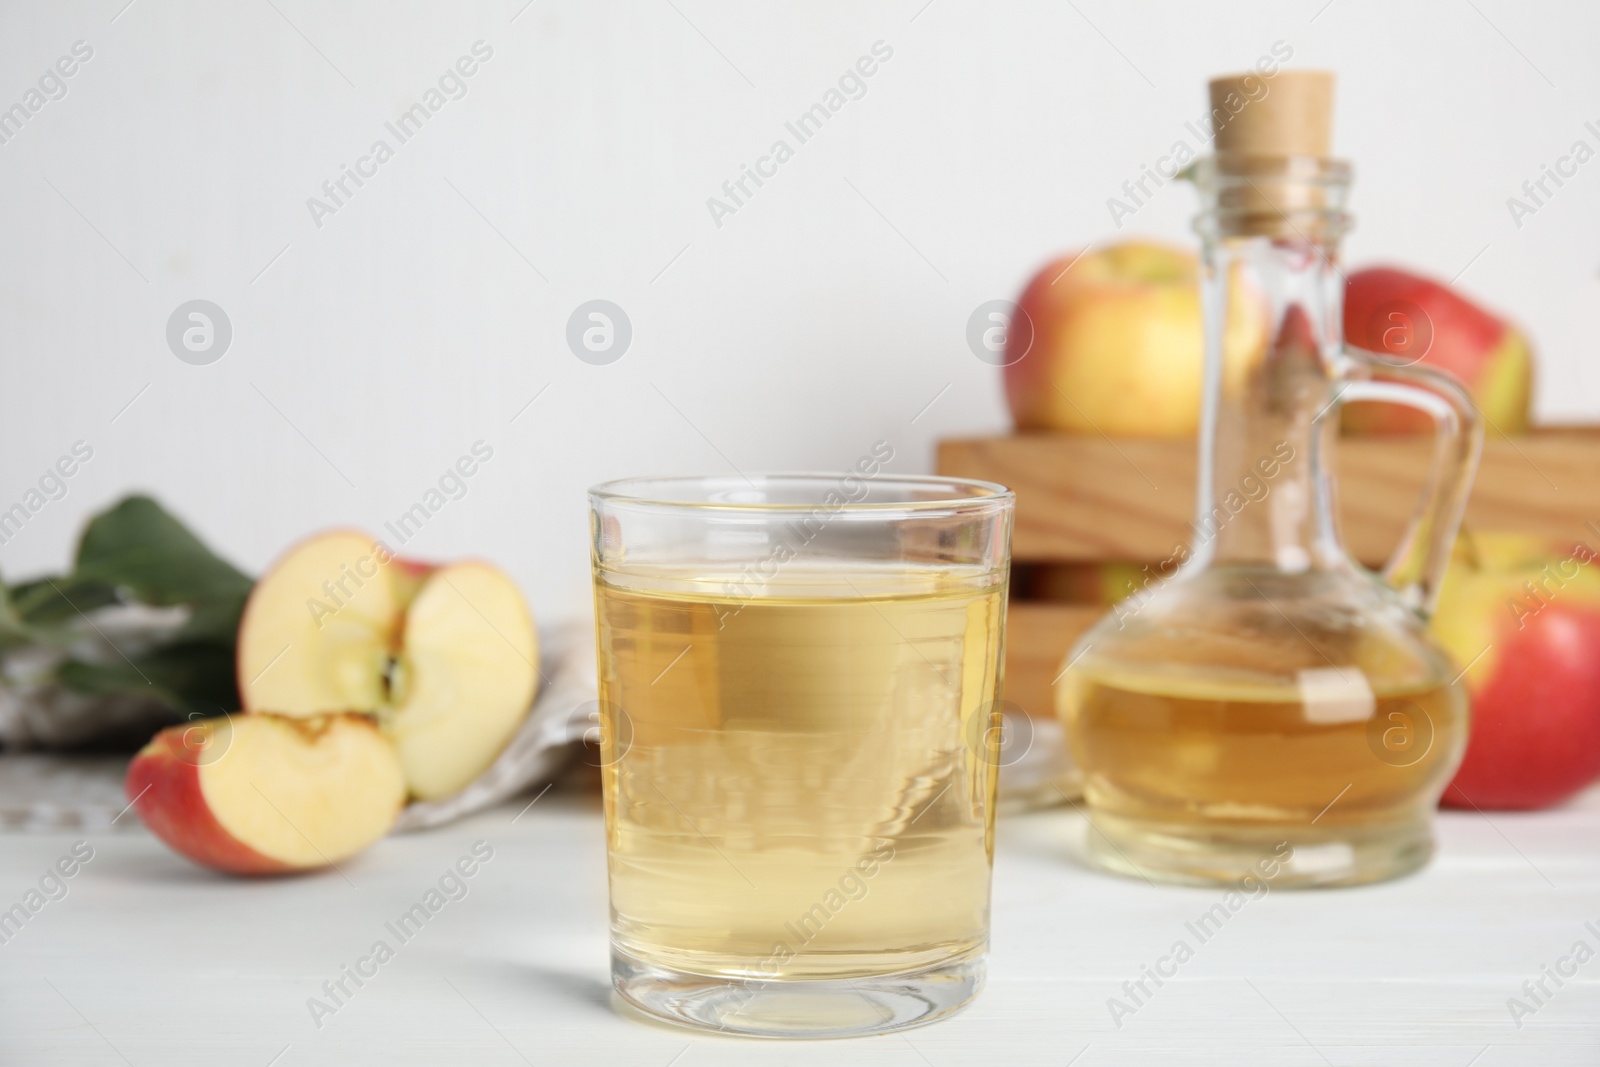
xmin=1210 ymin=70 xmax=1334 ymax=159
xmin=1201 ymin=70 xmax=1344 ymax=239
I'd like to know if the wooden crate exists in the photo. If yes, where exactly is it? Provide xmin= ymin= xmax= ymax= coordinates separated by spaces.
xmin=938 ymin=427 xmax=1600 ymax=721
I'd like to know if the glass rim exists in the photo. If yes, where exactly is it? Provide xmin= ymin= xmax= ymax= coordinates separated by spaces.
xmin=588 ymin=472 xmax=1014 ymax=513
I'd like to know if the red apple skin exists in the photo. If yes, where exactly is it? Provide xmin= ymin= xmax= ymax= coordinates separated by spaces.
xmin=391 ymin=558 xmax=435 ymax=580
xmin=389 ymin=556 xmax=437 ymax=625
xmin=1441 ymin=604 xmax=1600 ymax=811
xmin=126 ymin=723 xmax=292 ymax=876
xmin=1342 ymin=266 xmax=1533 ymax=434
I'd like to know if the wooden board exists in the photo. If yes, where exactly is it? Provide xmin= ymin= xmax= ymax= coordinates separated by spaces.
xmin=1003 ymin=601 xmax=1101 ymax=720
xmin=952 ymin=427 xmax=1600 ymax=716
xmin=940 ymin=427 xmax=1600 ymax=566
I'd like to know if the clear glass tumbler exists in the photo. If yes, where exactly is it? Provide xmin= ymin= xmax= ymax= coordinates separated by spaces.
xmin=589 ymin=471 xmax=1013 ymax=1037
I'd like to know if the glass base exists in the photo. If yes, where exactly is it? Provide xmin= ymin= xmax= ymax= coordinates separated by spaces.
xmin=611 ymin=948 xmax=985 ymax=1038
xmin=1083 ymin=810 xmax=1435 ymax=888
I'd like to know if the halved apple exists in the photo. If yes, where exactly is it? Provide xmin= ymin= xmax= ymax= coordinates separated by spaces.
xmin=238 ymin=530 xmax=401 ymax=715
xmin=382 ymin=560 xmax=541 ymax=799
xmin=236 ymin=530 xmax=539 ymax=800
xmin=126 ymin=712 xmax=406 ymax=875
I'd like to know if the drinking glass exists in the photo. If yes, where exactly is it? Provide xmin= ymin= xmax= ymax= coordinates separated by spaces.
xmin=589 ymin=471 xmax=1013 ymax=1037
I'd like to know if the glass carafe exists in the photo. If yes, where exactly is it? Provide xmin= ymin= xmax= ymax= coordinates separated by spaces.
xmin=1058 ymin=154 xmax=1483 ymax=887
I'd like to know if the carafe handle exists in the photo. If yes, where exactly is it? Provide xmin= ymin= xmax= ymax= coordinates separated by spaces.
xmin=1319 ymin=347 xmax=1484 ymax=616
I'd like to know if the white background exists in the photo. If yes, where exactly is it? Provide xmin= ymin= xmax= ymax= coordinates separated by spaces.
xmin=1 ymin=0 xmax=1596 ymax=617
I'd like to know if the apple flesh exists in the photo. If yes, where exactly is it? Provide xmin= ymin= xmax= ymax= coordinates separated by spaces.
xmin=1003 ymin=240 xmax=1266 ymax=437
xmin=126 ymin=712 xmax=405 ymax=875
xmin=237 ymin=530 xmax=401 ymax=715
xmin=1431 ymin=532 xmax=1600 ymax=809
xmin=1342 ymin=266 xmax=1533 ymax=434
xmin=382 ymin=561 xmax=541 ymax=800
xmin=237 ymin=531 xmax=539 ymax=800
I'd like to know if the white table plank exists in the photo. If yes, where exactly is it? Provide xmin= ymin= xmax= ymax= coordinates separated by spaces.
xmin=0 ymin=787 xmax=1596 ymax=1066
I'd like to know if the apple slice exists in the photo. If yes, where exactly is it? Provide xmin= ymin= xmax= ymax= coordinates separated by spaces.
xmin=383 ymin=561 xmax=539 ymax=799
xmin=237 ymin=531 xmax=540 ymax=800
xmin=126 ymin=712 xmax=406 ymax=875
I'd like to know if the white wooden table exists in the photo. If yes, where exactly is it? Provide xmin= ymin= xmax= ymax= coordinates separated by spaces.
xmin=1 ymin=780 xmax=1596 ymax=1066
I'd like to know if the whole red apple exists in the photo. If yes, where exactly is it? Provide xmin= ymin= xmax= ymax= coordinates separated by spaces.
xmin=1431 ymin=532 xmax=1600 ymax=810
xmin=1002 ymin=241 xmax=1266 ymax=437
xmin=1342 ymin=266 xmax=1533 ymax=434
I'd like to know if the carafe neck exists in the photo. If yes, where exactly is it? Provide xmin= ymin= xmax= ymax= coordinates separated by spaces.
xmin=1185 ymin=155 xmax=1352 ymax=574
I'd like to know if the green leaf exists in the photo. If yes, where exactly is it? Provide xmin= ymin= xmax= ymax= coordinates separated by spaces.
xmin=73 ymin=495 xmax=252 ymax=608
xmin=2 ymin=496 xmax=255 ymax=734
xmin=0 ymin=582 xmax=34 ymax=652
xmin=55 ymin=641 xmax=241 ymax=718
xmin=7 ymin=575 xmax=120 ymax=630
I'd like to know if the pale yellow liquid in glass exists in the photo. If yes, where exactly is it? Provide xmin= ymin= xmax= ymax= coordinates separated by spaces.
xmin=595 ymin=562 xmax=1004 ymax=980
